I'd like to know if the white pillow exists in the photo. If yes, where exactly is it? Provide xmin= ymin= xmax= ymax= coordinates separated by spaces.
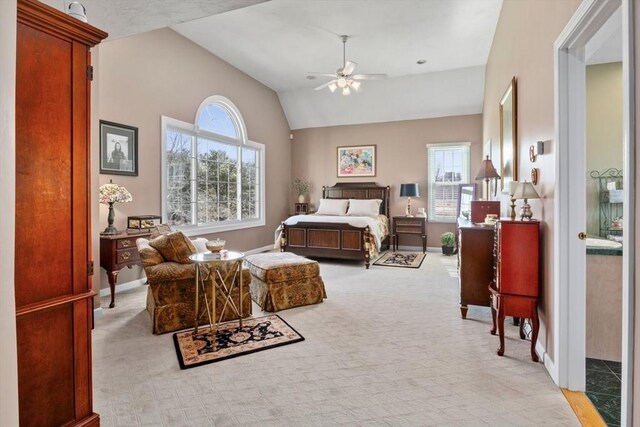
xmin=347 ymin=199 xmax=382 ymax=216
xmin=315 ymin=198 xmax=349 ymax=215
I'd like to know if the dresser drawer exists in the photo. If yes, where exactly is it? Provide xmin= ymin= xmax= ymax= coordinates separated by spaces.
xmin=116 ymin=237 xmax=138 ymax=249
xmin=116 ymin=248 xmax=139 ymax=264
xmin=395 ymin=219 xmax=423 ymax=227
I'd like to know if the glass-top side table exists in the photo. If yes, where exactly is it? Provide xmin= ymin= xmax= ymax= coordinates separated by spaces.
xmin=189 ymin=251 xmax=245 ymax=344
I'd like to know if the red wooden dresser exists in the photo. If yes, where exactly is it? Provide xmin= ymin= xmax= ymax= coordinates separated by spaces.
xmin=489 ymin=220 xmax=540 ymax=362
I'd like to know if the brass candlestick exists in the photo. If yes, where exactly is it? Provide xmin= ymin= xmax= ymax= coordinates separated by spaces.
xmin=509 ymin=197 xmax=517 ymax=220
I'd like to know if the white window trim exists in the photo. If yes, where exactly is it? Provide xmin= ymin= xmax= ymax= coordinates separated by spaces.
xmin=160 ymin=97 xmax=265 ymax=236
xmin=426 ymin=142 xmax=471 ymax=223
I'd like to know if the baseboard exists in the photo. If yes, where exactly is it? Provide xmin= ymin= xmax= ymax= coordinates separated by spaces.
xmin=535 ymin=339 xmax=559 ymax=384
xmin=99 ymin=278 xmax=146 ymax=297
xmin=93 ymin=307 xmax=104 ymax=319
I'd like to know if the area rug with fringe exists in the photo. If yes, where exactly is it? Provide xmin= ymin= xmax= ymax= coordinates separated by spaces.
xmin=373 ymin=251 xmax=426 ymax=268
xmin=173 ymin=315 xmax=304 ymax=369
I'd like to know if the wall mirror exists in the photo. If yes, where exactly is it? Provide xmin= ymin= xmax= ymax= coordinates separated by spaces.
xmin=500 ymin=77 xmax=518 ymax=190
xmin=457 ymin=183 xmax=477 ymax=220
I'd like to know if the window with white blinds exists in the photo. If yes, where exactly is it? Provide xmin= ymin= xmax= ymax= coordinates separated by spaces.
xmin=427 ymin=143 xmax=471 ymax=222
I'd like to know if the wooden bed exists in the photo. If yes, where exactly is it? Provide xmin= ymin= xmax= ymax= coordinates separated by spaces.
xmin=280 ymin=182 xmax=391 ymax=268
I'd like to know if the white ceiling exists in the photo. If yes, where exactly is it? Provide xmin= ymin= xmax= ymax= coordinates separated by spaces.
xmin=172 ymin=0 xmax=502 ymax=129
xmin=40 ymin=0 xmax=267 ymax=40
xmin=41 ymin=0 xmax=503 ymax=130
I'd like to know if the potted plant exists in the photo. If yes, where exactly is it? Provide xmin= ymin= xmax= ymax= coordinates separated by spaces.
xmin=292 ymin=178 xmax=311 ymax=203
xmin=441 ymin=232 xmax=456 ymax=256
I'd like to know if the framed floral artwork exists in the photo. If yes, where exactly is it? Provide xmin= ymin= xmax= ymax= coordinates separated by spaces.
xmin=337 ymin=145 xmax=376 ymax=177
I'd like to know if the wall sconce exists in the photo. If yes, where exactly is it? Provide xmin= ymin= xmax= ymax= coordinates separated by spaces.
xmin=529 ymin=141 xmax=545 ymax=163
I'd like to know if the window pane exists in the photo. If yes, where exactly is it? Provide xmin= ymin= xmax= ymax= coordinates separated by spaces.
xmin=428 ymin=145 xmax=470 ymax=222
xmin=241 ymin=147 xmax=259 ymax=220
xmin=197 ymin=104 xmax=238 ymax=139
xmin=166 ymin=130 xmax=193 ymax=225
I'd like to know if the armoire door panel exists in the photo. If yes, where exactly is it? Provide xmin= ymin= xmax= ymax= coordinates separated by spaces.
xmin=15 ymin=23 xmax=74 ymax=306
xmin=17 ymin=305 xmax=75 ymax=427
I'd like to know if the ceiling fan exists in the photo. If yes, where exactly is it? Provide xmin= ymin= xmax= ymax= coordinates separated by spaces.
xmin=309 ymin=35 xmax=387 ymax=95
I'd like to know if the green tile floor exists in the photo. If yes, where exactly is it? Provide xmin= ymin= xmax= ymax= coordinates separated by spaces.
xmin=586 ymin=358 xmax=621 ymax=426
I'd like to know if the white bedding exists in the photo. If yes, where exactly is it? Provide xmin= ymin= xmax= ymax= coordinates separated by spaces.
xmin=284 ymin=214 xmax=389 ymax=250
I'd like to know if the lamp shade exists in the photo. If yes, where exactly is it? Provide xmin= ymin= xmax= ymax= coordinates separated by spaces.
xmin=475 ymin=155 xmax=501 ymax=180
xmin=505 ymin=181 xmax=520 ymax=196
xmin=511 ymin=181 xmax=540 ymax=200
xmin=400 ymin=183 xmax=420 ymax=198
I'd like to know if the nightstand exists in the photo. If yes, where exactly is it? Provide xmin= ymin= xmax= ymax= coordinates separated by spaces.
xmin=392 ymin=216 xmax=427 ymax=253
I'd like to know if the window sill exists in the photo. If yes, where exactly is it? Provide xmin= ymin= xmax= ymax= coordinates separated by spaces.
xmin=174 ymin=218 xmax=266 ymax=237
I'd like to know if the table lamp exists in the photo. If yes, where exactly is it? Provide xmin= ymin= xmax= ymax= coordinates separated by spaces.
xmin=475 ymin=155 xmax=501 ymax=199
xmin=511 ymin=181 xmax=540 ymax=220
xmin=400 ymin=183 xmax=420 ymax=217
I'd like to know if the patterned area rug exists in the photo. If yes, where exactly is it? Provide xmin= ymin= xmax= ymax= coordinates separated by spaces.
xmin=373 ymin=251 xmax=426 ymax=268
xmin=173 ymin=315 xmax=304 ymax=369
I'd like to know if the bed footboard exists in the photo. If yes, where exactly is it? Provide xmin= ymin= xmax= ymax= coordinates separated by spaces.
xmin=281 ymin=222 xmax=373 ymax=268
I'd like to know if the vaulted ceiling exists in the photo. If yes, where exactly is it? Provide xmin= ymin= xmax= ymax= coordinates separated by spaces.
xmin=42 ymin=0 xmax=504 ymax=130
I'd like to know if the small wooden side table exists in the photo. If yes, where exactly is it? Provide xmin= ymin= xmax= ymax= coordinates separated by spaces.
xmin=100 ymin=232 xmax=150 ymax=308
xmin=189 ymin=251 xmax=245 ymax=346
xmin=392 ymin=216 xmax=427 ymax=253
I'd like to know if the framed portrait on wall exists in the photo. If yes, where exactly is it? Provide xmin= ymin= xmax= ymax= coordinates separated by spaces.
xmin=99 ymin=120 xmax=138 ymax=176
xmin=337 ymin=145 xmax=376 ymax=177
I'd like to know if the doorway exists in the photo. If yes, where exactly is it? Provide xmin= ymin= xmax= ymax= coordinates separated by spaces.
xmin=554 ymin=0 xmax=635 ymax=425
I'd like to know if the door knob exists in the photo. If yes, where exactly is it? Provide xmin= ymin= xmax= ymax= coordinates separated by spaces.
xmin=578 ymin=232 xmax=586 ymax=240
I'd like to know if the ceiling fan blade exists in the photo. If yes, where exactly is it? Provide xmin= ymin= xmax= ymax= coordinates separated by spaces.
xmin=307 ymin=73 xmax=339 ymax=78
xmin=352 ymin=73 xmax=387 ymax=80
xmin=341 ymin=61 xmax=357 ymax=76
xmin=314 ymin=80 xmax=337 ymax=91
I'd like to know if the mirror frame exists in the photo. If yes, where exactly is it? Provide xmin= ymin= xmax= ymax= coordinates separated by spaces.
xmin=456 ymin=183 xmax=477 ymax=219
xmin=499 ymin=77 xmax=518 ymax=190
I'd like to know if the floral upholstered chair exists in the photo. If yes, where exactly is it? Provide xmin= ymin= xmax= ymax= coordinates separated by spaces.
xmin=136 ymin=230 xmax=252 ymax=334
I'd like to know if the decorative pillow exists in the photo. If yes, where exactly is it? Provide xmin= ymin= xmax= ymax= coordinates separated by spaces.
xmin=148 ymin=231 xmax=196 ymax=264
xmin=347 ymin=199 xmax=382 ymax=216
xmin=150 ymin=223 xmax=172 ymax=239
xmin=315 ymin=198 xmax=349 ymax=215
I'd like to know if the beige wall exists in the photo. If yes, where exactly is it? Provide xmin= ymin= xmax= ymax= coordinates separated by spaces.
xmin=483 ymin=0 xmax=581 ymax=362
xmin=586 ymin=62 xmax=623 ymax=236
xmin=96 ymin=28 xmax=291 ymax=292
xmin=291 ymin=114 xmax=483 ymax=247
xmin=0 ymin=1 xmax=19 ymax=425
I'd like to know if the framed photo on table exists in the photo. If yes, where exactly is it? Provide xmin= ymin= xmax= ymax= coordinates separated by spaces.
xmin=337 ymin=145 xmax=376 ymax=177
xmin=100 ymin=120 xmax=138 ymax=176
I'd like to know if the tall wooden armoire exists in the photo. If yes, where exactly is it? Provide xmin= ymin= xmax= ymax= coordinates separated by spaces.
xmin=15 ymin=1 xmax=106 ymax=425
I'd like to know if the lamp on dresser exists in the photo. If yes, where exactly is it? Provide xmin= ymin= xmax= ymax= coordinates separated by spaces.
xmin=399 ymin=183 xmax=420 ymax=217
xmin=475 ymin=155 xmax=501 ymax=199
xmin=511 ymin=181 xmax=540 ymax=220
xmin=99 ymin=180 xmax=132 ymax=235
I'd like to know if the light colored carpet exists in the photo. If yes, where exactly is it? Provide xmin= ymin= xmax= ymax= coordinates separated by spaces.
xmin=93 ymin=249 xmax=579 ymax=426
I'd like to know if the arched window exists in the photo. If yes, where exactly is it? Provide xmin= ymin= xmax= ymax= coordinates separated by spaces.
xmin=161 ymin=96 xmax=265 ymax=234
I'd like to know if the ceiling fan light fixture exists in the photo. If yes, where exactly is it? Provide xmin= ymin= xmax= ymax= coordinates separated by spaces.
xmin=342 ymin=87 xmax=351 ymax=96
xmin=337 ymin=78 xmax=347 ymax=88
xmin=328 ymin=83 xmax=337 ymax=92
xmin=350 ymin=80 xmax=361 ymax=91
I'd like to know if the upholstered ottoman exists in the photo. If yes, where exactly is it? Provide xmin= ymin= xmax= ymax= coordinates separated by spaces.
xmin=245 ymin=252 xmax=326 ymax=312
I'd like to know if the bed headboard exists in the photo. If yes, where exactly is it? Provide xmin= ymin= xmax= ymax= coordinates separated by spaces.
xmin=322 ymin=182 xmax=391 ymax=217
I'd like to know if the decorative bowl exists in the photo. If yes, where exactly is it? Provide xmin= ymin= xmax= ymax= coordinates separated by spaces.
xmin=462 ymin=210 xmax=470 ymax=219
xmin=205 ymin=239 xmax=226 ymax=253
